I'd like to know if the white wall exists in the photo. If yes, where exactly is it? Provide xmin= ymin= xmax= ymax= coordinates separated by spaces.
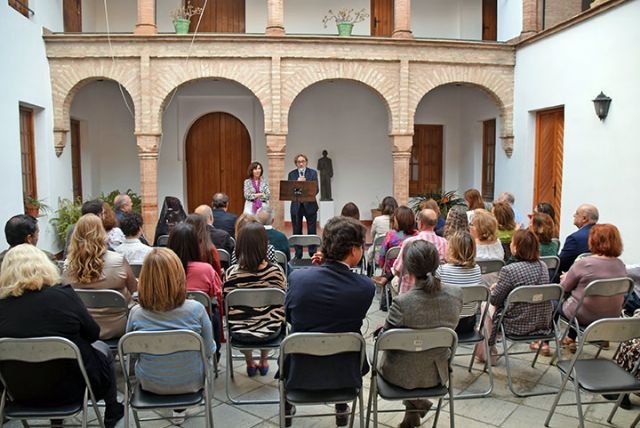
xmin=82 ymin=0 xmax=180 ymax=33
xmin=412 ymin=0 xmax=482 ymax=40
xmin=497 ymin=0 xmax=522 ymax=41
xmin=287 ymin=81 xmax=392 ymax=220
xmin=511 ymin=0 xmax=640 ymax=262
xmin=284 ymin=0 xmax=370 ymax=36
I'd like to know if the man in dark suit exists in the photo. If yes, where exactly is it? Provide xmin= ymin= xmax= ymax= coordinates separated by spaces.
xmin=211 ymin=193 xmax=238 ymax=238
xmin=256 ymin=206 xmax=289 ymax=261
xmin=285 ymin=216 xmax=375 ymax=426
xmin=557 ymin=203 xmax=598 ymax=280
xmin=195 ymin=204 xmax=235 ymax=254
xmin=287 ymin=153 xmax=319 ymax=258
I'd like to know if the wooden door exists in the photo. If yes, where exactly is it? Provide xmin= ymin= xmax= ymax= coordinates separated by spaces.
xmin=482 ymin=119 xmax=496 ymax=201
xmin=70 ymin=119 xmax=83 ymax=201
xmin=409 ymin=125 xmax=443 ymax=196
xmin=63 ymin=0 xmax=82 ymax=32
xmin=186 ymin=112 xmax=251 ymax=214
xmin=534 ymin=107 xmax=564 ymax=224
xmin=189 ymin=0 xmax=245 ymax=33
xmin=482 ymin=0 xmax=497 ymax=41
xmin=371 ymin=0 xmax=393 ymax=37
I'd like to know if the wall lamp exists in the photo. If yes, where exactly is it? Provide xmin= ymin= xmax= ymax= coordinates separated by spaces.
xmin=592 ymin=91 xmax=611 ymax=121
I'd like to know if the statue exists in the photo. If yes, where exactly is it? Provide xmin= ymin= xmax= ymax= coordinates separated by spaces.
xmin=317 ymin=150 xmax=333 ymax=201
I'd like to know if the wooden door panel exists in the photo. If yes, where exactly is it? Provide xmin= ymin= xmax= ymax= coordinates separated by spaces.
xmin=190 ymin=0 xmax=245 ymax=33
xmin=482 ymin=119 xmax=496 ymax=200
xmin=534 ymin=108 xmax=564 ymax=224
xmin=63 ymin=0 xmax=82 ymax=32
xmin=371 ymin=0 xmax=393 ymax=37
xmin=482 ymin=0 xmax=497 ymax=41
xmin=186 ymin=112 xmax=250 ymax=215
xmin=410 ymin=125 xmax=443 ymax=195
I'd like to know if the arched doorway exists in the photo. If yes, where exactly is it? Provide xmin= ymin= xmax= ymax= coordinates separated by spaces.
xmin=185 ymin=112 xmax=251 ymax=214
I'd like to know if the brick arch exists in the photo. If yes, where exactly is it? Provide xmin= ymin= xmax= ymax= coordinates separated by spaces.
xmin=151 ymin=60 xmax=271 ymax=135
xmin=281 ymin=62 xmax=398 ymax=134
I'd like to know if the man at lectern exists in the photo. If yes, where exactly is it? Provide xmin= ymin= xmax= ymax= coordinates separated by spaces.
xmin=287 ymin=153 xmax=319 ymax=258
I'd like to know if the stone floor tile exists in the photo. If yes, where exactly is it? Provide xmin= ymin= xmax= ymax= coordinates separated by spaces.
xmin=452 ymin=396 xmax=519 ymax=425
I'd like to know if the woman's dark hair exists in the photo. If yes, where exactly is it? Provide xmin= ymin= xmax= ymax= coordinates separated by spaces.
xmin=246 ymin=161 xmax=264 ymax=179
xmin=380 ymin=196 xmax=398 ymax=216
xmin=393 ymin=206 xmax=416 ymax=235
xmin=536 ymin=202 xmax=556 ymax=222
xmin=402 ymin=240 xmax=441 ymax=293
xmin=493 ymin=201 xmax=516 ymax=231
xmin=340 ymin=202 xmax=360 ymax=220
xmin=236 ymin=222 xmax=268 ymax=272
xmin=512 ymin=229 xmax=540 ymax=262
xmin=167 ymin=222 xmax=201 ymax=273
xmin=185 ymin=213 xmax=214 ymax=265
xmin=321 ymin=216 xmax=365 ymax=262
xmin=464 ymin=188 xmax=485 ymax=210
xmin=530 ymin=213 xmax=554 ymax=244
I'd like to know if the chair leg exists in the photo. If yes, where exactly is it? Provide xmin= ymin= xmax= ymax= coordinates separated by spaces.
xmin=365 ymin=379 xmax=374 ymax=428
xmin=531 ymin=344 xmax=542 ymax=368
xmin=572 ymin=378 xmax=585 ymax=428
xmin=432 ymin=397 xmax=443 ymax=428
xmin=544 ymin=370 xmax=571 ymax=427
xmin=448 ymin=381 xmax=455 ymax=428
xmin=358 ymin=389 xmax=365 ymax=428
xmin=631 ymin=411 xmax=640 ymax=428
xmin=607 ymin=393 xmax=625 ymax=424
xmin=132 ymin=408 xmax=142 ymax=428
xmin=348 ymin=397 xmax=357 ymax=428
xmin=372 ymin=382 xmax=379 ymax=428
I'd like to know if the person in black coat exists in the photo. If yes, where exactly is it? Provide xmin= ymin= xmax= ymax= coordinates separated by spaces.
xmin=211 ymin=193 xmax=239 ymax=239
xmin=556 ymin=204 xmax=598 ymax=281
xmin=287 ymin=154 xmax=319 ymax=258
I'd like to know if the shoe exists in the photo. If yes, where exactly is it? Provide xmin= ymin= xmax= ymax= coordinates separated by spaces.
xmin=104 ymin=403 xmax=125 ymax=428
xmin=602 ymin=394 xmax=632 ymax=410
xmin=398 ymin=412 xmax=421 ymax=428
xmin=529 ymin=341 xmax=552 ymax=357
xmin=409 ymin=399 xmax=433 ymax=418
xmin=285 ymin=403 xmax=296 ymax=427
xmin=258 ymin=362 xmax=269 ymax=376
xmin=50 ymin=419 xmax=64 ymax=428
xmin=246 ymin=364 xmax=258 ymax=377
xmin=171 ymin=410 xmax=186 ymax=426
xmin=335 ymin=404 xmax=350 ymax=427
xmin=600 ymin=340 xmax=610 ymax=350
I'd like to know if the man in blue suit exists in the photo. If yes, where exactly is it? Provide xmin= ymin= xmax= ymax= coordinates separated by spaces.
xmin=557 ymin=203 xmax=599 ymax=280
xmin=284 ymin=216 xmax=375 ymax=426
xmin=287 ymin=153 xmax=319 ymax=258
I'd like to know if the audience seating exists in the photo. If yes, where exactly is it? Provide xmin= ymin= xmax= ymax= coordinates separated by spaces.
xmin=575 ymin=252 xmax=592 ymax=261
xmin=455 ymin=285 xmax=494 ymax=399
xmin=493 ymin=284 xmax=564 ymax=397
xmin=539 ymin=256 xmax=560 ymax=282
xmin=368 ymin=235 xmax=385 ymax=277
xmin=476 ymin=259 xmax=504 ymax=275
xmin=224 ymin=288 xmax=286 ymax=405
xmin=366 ymin=328 xmax=458 ymax=428
xmin=278 ymin=332 xmax=366 ymax=428
xmin=118 ymin=330 xmax=214 ymax=428
xmin=129 ymin=264 xmax=142 ymax=278
xmin=218 ymin=249 xmax=231 ymax=270
xmin=74 ymin=288 xmax=129 ymax=352
xmin=155 ymin=235 xmax=169 ymax=247
xmin=0 ymin=337 xmax=104 ymax=428
xmin=381 ymin=245 xmax=401 ymax=308
xmin=288 ymin=235 xmax=322 ymax=269
xmin=186 ymin=290 xmax=220 ymax=377
xmin=545 ymin=317 xmax=640 ymax=428
xmin=274 ymin=250 xmax=288 ymax=275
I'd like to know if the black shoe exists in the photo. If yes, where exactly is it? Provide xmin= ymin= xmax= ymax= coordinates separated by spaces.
xmin=335 ymin=404 xmax=350 ymax=427
xmin=50 ymin=419 xmax=64 ymax=428
xmin=285 ymin=402 xmax=296 ymax=427
xmin=104 ymin=402 xmax=125 ymax=428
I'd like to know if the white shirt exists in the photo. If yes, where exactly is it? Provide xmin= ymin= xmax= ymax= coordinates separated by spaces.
xmin=115 ymin=238 xmax=153 ymax=265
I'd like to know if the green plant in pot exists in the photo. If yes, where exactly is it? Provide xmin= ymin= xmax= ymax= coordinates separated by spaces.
xmin=408 ymin=190 xmax=466 ymax=219
xmin=50 ymin=198 xmax=82 ymax=245
xmin=171 ymin=1 xmax=203 ymax=34
xmin=322 ymin=8 xmax=369 ymax=37
xmin=23 ymin=195 xmax=51 ymax=218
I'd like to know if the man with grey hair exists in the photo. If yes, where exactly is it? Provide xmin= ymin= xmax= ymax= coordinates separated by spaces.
xmin=195 ymin=204 xmax=234 ymax=254
xmin=211 ymin=192 xmax=238 ymax=238
xmin=497 ymin=191 xmax=526 ymax=229
xmin=114 ymin=193 xmax=132 ymax=224
xmin=557 ymin=203 xmax=599 ymax=280
xmin=257 ymin=206 xmax=289 ymax=261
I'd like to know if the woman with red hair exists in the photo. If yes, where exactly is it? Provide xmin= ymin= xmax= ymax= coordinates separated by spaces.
xmin=560 ymin=223 xmax=627 ymax=351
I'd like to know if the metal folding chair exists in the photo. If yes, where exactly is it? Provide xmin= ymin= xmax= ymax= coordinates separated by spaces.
xmin=539 ymin=256 xmax=560 ymax=282
xmin=494 ymin=284 xmax=564 ymax=397
xmin=225 ymin=288 xmax=286 ymax=404
xmin=382 ymin=245 xmax=401 ymax=308
xmin=575 ymin=252 xmax=592 ymax=261
xmin=74 ymin=288 xmax=129 ymax=351
xmin=368 ymin=234 xmax=386 ymax=277
xmin=274 ymin=250 xmax=288 ymax=275
xmin=187 ymin=290 xmax=220 ymax=377
xmin=476 ymin=259 xmax=504 ymax=275
xmin=366 ymin=328 xmax=458 ymax=428
xmin=218 ymin=248 xmax=231 ymax=270
xmin=288 ymin=235 xmax=321 ymax=269
xmin=155 ymin=235 xmax=169 ymax=247
xmin=129 ymin=263 xmax=142 ymax=278
xmin=118 ymin=330 xmax=214 ymax=428
xmin=454 ymin=285 xmax=494 ymax=399
xmin=0 ymin=337 xmax=105 ymax=428
xmin=279 ymin=332 xmax=366 ymax=428
xmin=545 ymin=317 xmax=640 ymax=428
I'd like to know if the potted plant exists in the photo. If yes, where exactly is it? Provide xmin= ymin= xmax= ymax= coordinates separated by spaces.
xmin=24 ymin=195 xmax=51 ymax=218
xmin=170 ymin=1 xmax=204 ymax=34
xmin=408 ymin=190 xmax=465 ymax=219
xmin=322 ymin=8 xmax=369 ymax=37
xmin=50 ymin=198 xmax=82 ymax=245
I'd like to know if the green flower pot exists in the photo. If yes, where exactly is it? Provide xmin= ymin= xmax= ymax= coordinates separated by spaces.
xmin=336 ymin=22 xmax=354 ymax=37
xmin=174 ymin=18 xmax=191 ymax=34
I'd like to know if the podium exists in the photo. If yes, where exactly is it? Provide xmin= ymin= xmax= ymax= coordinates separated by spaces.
xmin=279 ymin=180 xmax=318 ymax=204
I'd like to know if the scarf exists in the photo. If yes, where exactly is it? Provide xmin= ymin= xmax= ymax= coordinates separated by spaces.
xmin=252 ymin=179 xmax=263 ymax=213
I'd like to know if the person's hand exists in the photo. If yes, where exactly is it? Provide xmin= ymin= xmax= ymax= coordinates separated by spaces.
xmin=311 ymin=250 xmax=324 ymax=265
xmin=489 ymin=283 xmax=497 ymax=292
xmin=255 ymin=192 xmax=264 ymax=198
xmin=559 ymin=272 xmax=566 ymax=282
xmin=297 ymin=176 xmax=306 ymax=181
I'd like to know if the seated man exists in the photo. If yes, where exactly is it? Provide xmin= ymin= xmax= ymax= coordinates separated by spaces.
xmin=556 ymin=203 xmax=598 ymax=281
xmin=115 ymin=212 xmax=152 ymax=265
xmin=211 ymin=193 xmax=238 ymax=238
xmin=195 ymin=204 xmax=235 ymax=254
xmin=0 ymin=214 xmax=55 ymax=267
xmin=257 ymin=206 xmax=289 ymax=261
xmin=285 ymin=216 xmax=375 ymax=426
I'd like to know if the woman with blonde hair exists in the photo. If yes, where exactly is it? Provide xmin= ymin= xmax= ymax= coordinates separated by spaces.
xmin=63 ymin=214 xmax=137 ymax=340
xmin=443 ymin=204 xmax=469 ymax=239
xmin=470 ymin=209 xmax=505 ymax=261
xmin=0 ymin=244 xmax=124 ymax=427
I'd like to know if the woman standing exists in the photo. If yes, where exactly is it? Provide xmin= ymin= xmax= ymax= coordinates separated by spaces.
xmin=243 ymin=161 xmax=270 ymax=214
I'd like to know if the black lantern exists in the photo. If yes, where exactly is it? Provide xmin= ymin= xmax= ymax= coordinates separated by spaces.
xmin=592 ymin=91 xmax=611 ymax=121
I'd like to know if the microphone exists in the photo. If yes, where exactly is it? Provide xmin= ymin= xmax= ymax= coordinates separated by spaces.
xmin=298 ymin=169 xmax=304 ymax=177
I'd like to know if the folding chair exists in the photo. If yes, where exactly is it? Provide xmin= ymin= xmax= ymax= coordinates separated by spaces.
xmin=74 ymin=288 xmax=129 ymax=352
xmin=540 ymin=256 xmax=560 ymax=282
xmin=454 ymin=285 xmax=493 ymax=399
xmin=274 ymin=250 xmax=289 ymax=275
xmin=187 ymin=290 xmax=220 ymax=377
xmin=494 ymin=284 xmax=564 ymax=397
xmin=576 ymin=252 xmax=592 ymax=261
xmin=218 ymin=249 xmax=231 ymax=271
xmin=476 ymin=259 xmax=504 ymax=275
xmin=545 ymin=317 xmax=640 ymax=428
xmin=0 ymin=337 xmax=105 ymax=428
xmin=155 ymin=235 xmax=169 ymax=247
xmin=368 ymin=234 xmax=385 ymax=277
xmin=366 ymin=328 xmax=458 ymax=428
xmin=118 ymin=330 xmax=214 ymax=428
xmin=288 ymin=235 xmax=322 ymax=269
xmin=279 ymin=332 xmax=367 ymax=428
xmin=381 ymin=246 xmax=401 ymax=309
xmin=558 ymin=277 xmax=634 ymax=345
xmin=225 ymin=288 xmax=286 ymax=404
xmin=129 ymin=264 xmax=142 ymax=278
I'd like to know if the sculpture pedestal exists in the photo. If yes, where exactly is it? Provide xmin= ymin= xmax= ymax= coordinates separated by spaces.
xmin=319 ymin=201 xmax=335 ymax=228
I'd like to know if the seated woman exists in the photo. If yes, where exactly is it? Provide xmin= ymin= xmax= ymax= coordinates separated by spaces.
xmin=481 ymin=229 xmax=551 ymax=362
xmin=368 ymin=196 xmax=398 ymax=264
xmin=231 ymin=213 xmax=277 ymax=265
xmin=340 ymin=202 xmax=360 ymax=220
xmin=378 ymin=240 xmax=462 ymax=428
xmin=560 ymin=224 xmax=627 ymax=351
xmin=126 ymin=248 xmax=215 ymax=403
xmin=185 ymin=213 xmax=222 ymax=278
xmin=470 ymin=209 xmax=505 ymax=261
xmin=530 ymin=213 xmax=559 ymax=256
xmin=436 ymin=231 xmax=481 ymax=335
xmin=224 ymin=222 xmax=287 ymax=376
xmin=464 ymin=188 xmax=486 ymax=221
xmin=0 ymin=245 xmax=123 ymax=428
xmin=534 ymin=202 xmax=558 ymax=237
xmin=443 ymin=204 xmax=469 ymax=240
xmin=153 ymin=196 xmax=187 ymax=246
xmin=63 ymin=214 xmax=137 ymax=340
xmin=492 ymin=201 xmax=517 ymax=261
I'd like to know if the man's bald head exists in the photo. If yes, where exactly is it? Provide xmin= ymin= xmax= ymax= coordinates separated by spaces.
xmin=574 ymin=204 xmax=599 ymax=228
xmin=195 ymin=205 xmax=214 ymax=225
xmin=417 ymin=209 xmax=437 ymax=231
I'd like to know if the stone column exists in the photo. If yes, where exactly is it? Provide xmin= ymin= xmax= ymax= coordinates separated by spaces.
xmin=266 ymin=133 xmax=287 ymax=230
xmin=391 ymin=135 xmax=413 ymax=205
xmin=266 ymin=0 xmax=285 ymax=36
xmin=392 ymin=0 xmax=413 ymax=39
xmin=521 ymin=0 xmax=540 ymax=38
xmin=135 ymin=0 xmax=157 ymax=35
xmin=137 ymin=134 xmax=160 ymax=240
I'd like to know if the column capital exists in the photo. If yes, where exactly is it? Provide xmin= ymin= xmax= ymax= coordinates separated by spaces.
xmin=136 ymin=133 xmax=161 ymax=155
xmin=54 ymin=129 xmax=69 ymax=157
xmin=500 ymin=135 xmax=514 ymax=158
xmin=390 ymin=134 xmax=414 ymax=152
xmin=266 ymin=133 xmax=287 ymax=153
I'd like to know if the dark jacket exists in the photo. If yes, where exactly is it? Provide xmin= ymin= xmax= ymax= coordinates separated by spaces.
xmin=557 ymin=223 xmax=593 ymax=280
xmin=287 ymin=168 xmax=319 ymax=216
xmin=207 ymin=224 xmax=234 ymax=254
xmin=266 ymin=227 xmax=290 ymax=261
xmin=212 ymin=208 xmax=238 ymax=239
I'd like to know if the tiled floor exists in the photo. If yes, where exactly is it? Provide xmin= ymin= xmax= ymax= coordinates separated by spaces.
xmin=6 ymin=291 xmax=639 ymax=427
